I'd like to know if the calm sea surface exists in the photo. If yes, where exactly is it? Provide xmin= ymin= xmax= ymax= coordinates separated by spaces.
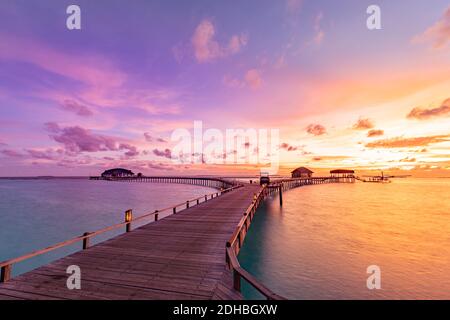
xmin=239 ymin=178 xmax=450 ymax=299
xmin=1 ymin=178 xmax=449 ymax=299
xmin=0 ymin=178 xmax=215 ymax=277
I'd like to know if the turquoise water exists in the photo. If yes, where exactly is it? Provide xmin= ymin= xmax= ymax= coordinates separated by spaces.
xmin=239 ymin=178 xmax=450 ymax=299
xmin=0 ymin=178 xmax=215 ymax=278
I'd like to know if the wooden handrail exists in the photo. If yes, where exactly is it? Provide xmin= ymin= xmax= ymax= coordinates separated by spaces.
xmin=226 ymin=248 xmax=285 ymax=300
xmin=225 ymin=185 xmax=287 ymax=300
xmin=0 ymin=183 xmax=243 ymax=281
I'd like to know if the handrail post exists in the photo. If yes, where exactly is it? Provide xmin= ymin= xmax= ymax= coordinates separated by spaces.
xmin=279 ymin=185 xmax=283 ymax=206
xmin=197 ymin=199 xmax=199 ymax=205
xmin=173 ymin=207 xmax=176 ymax=214
xmin=233 ymin=269 xmax=241 ymax=292
xmin=0 ymin=265 xmax=12 ymax=283
xmin=155 ymin=210 xmax=159 ymax=221
xmin=125 ymin=209 xmax=132 ymax=232
xmin=186 ymin=201 xmax=190 ymax=209
xmin=82 ymin=232 xmax=91 ymax=250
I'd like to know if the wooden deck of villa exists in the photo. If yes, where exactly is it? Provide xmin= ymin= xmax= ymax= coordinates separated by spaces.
xmin=0 ymin=184 xmax=261 ymax=300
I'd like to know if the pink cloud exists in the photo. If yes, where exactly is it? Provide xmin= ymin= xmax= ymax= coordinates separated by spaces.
xmin=0 ymin=33 xmax=126 ymax=87
xmin=413 ymin=6 xmax=450 ymax=49
xmin=191 ymin=19 xmax=247 ymax=63
xmin=311 ymin=12 xmax=325 ymax=45
xmin=280 ymin=143 xmax=300 ymax=151
xmin=245 ymin=69 xmax=262 ymax=89
xmin=224 ymin=69 xmax=263 ymax=90
xmin=306 ymin=123 xmax=326 ymax=136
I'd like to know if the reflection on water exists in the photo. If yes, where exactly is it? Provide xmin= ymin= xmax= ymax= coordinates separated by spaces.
xmin=0 ymin=178 xmax=215 ymax=277
xmin=239 ymin=178 xmax=450 ymax=299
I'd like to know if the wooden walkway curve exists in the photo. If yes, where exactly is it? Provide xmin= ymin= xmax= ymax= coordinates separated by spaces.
xmin=0 ymin=184 xmax=262 ymax=300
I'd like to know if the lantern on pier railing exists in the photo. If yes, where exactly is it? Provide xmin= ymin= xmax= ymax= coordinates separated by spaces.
xmin=125 ymin=209 xmax=133 ymax=223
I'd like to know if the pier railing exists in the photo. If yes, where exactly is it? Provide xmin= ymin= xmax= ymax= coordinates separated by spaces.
xmin=90 ymin=176 xmax=238 ymax=190
xmin=0 ymin=184 xmax=242 ymax=283
xmin=225 ymin=186 xmax=286 ymax=300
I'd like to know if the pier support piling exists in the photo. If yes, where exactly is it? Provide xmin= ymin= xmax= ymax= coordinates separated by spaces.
xmin=279 ymin=185 xmax=283 ymax=206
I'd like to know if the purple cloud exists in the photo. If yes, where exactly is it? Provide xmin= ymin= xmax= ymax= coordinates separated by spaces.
xmin=60 ymin=100 xmax=93 ymax=117
xmin=153 ymin=148 xmax=172 ymax=159
xmin=26 ymin=149 xmax=60 ymax=160
xmin=119 ymin=143 xmax=139 ymax=157
xmin=1 ymin=149 xmax=23 ymax=158
xmin=45 ymin=122 xmax=138 ymax=157
xmin=144 ymin=133 xmax=167 ymax=143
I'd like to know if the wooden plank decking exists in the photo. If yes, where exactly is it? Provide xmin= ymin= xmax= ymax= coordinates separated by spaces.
xmin=0 ymin=184 xmax=262 ymax=300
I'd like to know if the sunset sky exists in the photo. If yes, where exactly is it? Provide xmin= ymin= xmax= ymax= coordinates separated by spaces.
xmin=0 ymin=0 xmax=449 ymax=177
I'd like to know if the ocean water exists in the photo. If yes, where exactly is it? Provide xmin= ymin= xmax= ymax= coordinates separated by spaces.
xmin=0 ymin=178 xmax=215 ymax=277
xmin=239 ymin=178 xmax=450 ymax=299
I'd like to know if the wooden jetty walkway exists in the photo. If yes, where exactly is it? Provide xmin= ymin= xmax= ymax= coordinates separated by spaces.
xmin=0 ymin=175 xmax=352 ymax=300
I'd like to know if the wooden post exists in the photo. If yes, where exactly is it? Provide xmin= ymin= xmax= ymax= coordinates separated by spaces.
xmin=0 ymin=265 xmax=12 ymax=283
xmin=186 ymin=201 xmax=190 ymax=209
xmin=233 ymin=269 xmax=241 ymax=291
xmin=197 ymin=199 xmax=199 ymax=205
xmin=279 ymin=185 xmax=283 ymax=206
xmin=173 ymin=207 xmax=176 ymax=214
xmin=205 ymin=195 xmax=207 ymax=201
xmin=155 ymin=210 xmax=159 ymax=221
xmin=82 ymin=232 xmax=91 ymax=250
xmin=125 ymin=209 xmax=132 ymax=232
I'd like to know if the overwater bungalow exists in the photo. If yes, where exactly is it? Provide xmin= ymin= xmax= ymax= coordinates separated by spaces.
xmin=101 ymin=168 xmax=135 ymax=178
xmin=291 ymin=167 xmax=314 ymax=178
xmin=329 ymin=169 xmax=355 ymax=178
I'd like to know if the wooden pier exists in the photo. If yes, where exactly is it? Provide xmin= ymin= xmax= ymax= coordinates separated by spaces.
xmin=0 ymin=175 xmax=353 ymax=300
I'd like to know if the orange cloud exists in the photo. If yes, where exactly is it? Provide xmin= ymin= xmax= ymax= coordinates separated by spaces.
xmin=367 ymin=129 xmax=384 ymax=137
xmin=407 ymin=98 xmax=450 ymax=120
xmin=311 ymin=155 xmax=351 ymax=161
xmin=365 ymin=135 xmax=450 ymax=148
xmin=353 ymin=117 xmax=375 ymax=130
